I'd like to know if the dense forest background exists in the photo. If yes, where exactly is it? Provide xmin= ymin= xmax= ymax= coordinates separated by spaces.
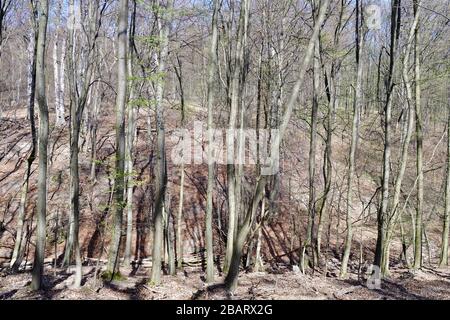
xmin=0 ymin=0 xmax=450 ymax=300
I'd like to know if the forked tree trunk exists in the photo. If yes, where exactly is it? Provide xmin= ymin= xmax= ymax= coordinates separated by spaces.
xmin=224 ymin=0 xmax=249 ymax=274
xmin=225 ymin=0 xmax=330 ymax=292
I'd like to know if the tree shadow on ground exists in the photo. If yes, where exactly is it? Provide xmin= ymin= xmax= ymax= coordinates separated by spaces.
xmin=343 ymin=277 xmax=428 ymax=300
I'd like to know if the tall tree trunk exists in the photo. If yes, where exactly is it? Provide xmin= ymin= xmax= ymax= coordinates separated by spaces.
xmin=205 ymin=0 xmax=220 ymax=283
xmin=150 ymin=0 xmax=173 ymax=285
xmin=340 ymin=0 xmax=363 ymax=279
xmin=54 ymin=2 xmax=65 ymax=127
xmin=440 ymin=94 xmax=450 ymax=267
xmin=10 ymin=25 xmax=38 ymax=271
xmin=108 ymin=0 xmax=129 ymax=276
xmin=31 ymin=0 xmax=49 ymax=291
xmin=413 ymin=0 xmax=423 ymax=270
xmin=225 ymin=0 xmax=330 ymax=292
xmin=301 ymin=34 xmax=320 ymax=272
xmin=224 ymin=0 xmax=249 ymax=274
xmin=382 ymin=1 xmax=419 ymax=275
xmin=316 ymin=0 xmax=345 ymax=258
xmin=176 ymin=164 xmax=185 ymax=269
xmin=374 ymin=0 xmax=401 ymax=275
xmin=173 ymin=54 xmax=185 ymax=272
xmin=65 ymin=0 xmax=103 ymax=287
xmin=66 ymin=0 xmax=81 ymax=288
xmin=124 ymin=0 xmax=137 ymax=267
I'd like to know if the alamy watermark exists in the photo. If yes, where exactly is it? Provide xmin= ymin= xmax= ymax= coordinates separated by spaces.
xmin=366 ymin=264 xmax=382 ymax=290
xmin=67 ymin=3 xmax=82 ymax=31
xmin=170 ymin=121 xmax=280 ymax=175
xmin=365 ymin=4 xmax=382 ymax=31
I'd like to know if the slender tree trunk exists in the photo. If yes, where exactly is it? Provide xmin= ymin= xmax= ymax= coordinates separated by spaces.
xmin=205 ymin=0 xmax=220 ymax=283
xmin=225 ymin=0 xmax=330 ymax=291
xmin=66 ymin=0 xmax=81 ymax=288
xmin=374 ymin=0 xmax=401 ymax=275
xmin=340 ymin=0 xmax=363 ymax=278
xmin=224 ymin=0 xmax=249 ymax=274
xmin=54 ymin=2 xmax=65 ymax=127
xmin=413 ymin=0 xmax=423 ymax=270
xmin=10 ymin=27 xmax=38 ymax=271
xmin=108 ymin=0 xmax=129 ymax=276
xmin=302 ymin=37 xmax=320 ymax=272
xmin=31 ymin=0 xmax=49 ymax=291
xmin=254 ymin=198 xmax=265 ymax=272
xmin=163 ymin=194 xmax=175 ymax=275
xmin=383 ymin=1 xmax=419 ymax=274
xmin=65 ymin=0 xmax=103 ymax=287
xmin=173 ymin=54 xmax=185 ymax=272
xmin=440 ymin=96 xmax=450 ymax=267
xmin=69 ymin=127 xmax=82 ymax=287
xmin=150 ymin=0 xmax=173 ymax=285
xmin=176 ymin=164 xmax=185 ymax=269
xmin=124 ymin=1 xmax=137 ymax=266
xmin=316 ymin=0 xmax=344 ymax=260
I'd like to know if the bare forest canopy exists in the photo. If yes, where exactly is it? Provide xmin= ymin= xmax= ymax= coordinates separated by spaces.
xmin=0 ymin=0 xmax=450 ymax=300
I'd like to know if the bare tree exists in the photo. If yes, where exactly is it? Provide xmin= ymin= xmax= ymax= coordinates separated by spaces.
xmin=31 ymin=0 xmax=50 ymax=291
xmin=340 ymin=0 xmax=364 ymax=279
xmin=413 ymin=0 xmax=423 ymax=270
xmin=107 ymin=0 xmax=129 ymax=277
xmin=53 ymin=1 xmax=65 ymax=127
xmin=205 ymin=0 xmax=221 ymax=283
xmin=374 ymin=0 xmax=401 ymax=275
xmin=150 ymin=0 xmax=173 ymax=285
xmin=0 ymin=0 xmax=12 ymax=58
xmin=225 ymin=0 xmax=330 ymax=292
xmin=10 ymin=5 xmax=38 ymax=272
xmin=124 ymin=0 xmax=137 ymax=267
xmin=223 ymin=0 xmax=250 ymax=274
xmin=440 ymin=93 xmax=450 ymax=267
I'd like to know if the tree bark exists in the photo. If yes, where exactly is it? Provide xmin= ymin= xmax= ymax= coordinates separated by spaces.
xmin=31 ymin=0 xmax=49 ymax=291
xmin=10 ymin=25 xmax=38 ymax=271
xmin=439 ymin=93 xmax=450 ymax=267
xmin=413 ymin=0 xmax=423 ymax=270
xmin=54 ymin=2 xmax=65 ymax=127
xmin=382 ymin=1 xmax=420 ymax=274
xmin=224 ymin=0 xmax=249 ymax=274
xmin=205 ymin=0 xmax=220 ymax=283
xmin=108 ymin=0 xmax=129 ymax=277
xmin=150 ymin=0 xmax=173 ymax=285
xmin=340 ymin=0 xmax=363 ymax=279
xmin=225 ymin=0 xmax=330 ymax=292
xmin=124 ymin=0 xmax=137 ymax=267
xmin=374 ymin=0 xmax=401 ymax=275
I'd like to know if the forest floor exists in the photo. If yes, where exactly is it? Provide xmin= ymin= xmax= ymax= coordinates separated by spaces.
xmin=1 ymin=107 xmax=450 ymax=301
xmin=1 ymin=263 xmax=450 ymax=300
